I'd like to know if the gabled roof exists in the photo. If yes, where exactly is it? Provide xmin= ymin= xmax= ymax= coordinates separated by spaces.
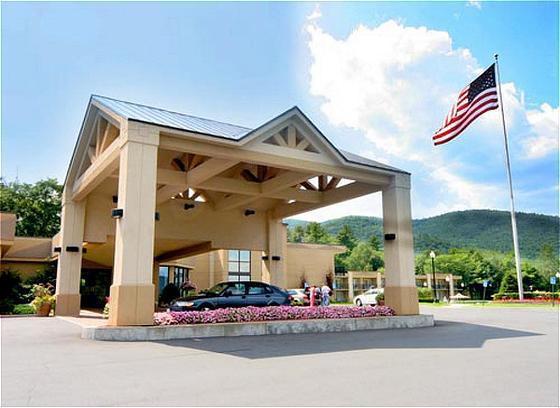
xmin=91 ymin=95 xmax=408 ymax=175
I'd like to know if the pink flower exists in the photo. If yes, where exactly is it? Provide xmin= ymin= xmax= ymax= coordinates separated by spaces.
xmin=153 ymin=305 xmax=395 ymax=326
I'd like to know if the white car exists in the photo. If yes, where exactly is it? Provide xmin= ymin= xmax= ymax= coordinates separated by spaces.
xmin=353 ymin=288 xmax=383 ymax=306
xmin=287 ymin=289 xmax=307 ymax=305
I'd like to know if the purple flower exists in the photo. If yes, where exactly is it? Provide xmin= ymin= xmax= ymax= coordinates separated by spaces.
xmin=153 ymin=305 xmax=395 ymax=326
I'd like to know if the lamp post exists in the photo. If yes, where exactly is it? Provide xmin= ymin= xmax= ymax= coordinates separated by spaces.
xmin=430 ymin=251 xmax=438 ymax=302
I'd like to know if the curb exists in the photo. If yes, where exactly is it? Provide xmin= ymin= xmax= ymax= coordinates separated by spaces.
xmin=82 ymin=314 xmax=434 ymax=341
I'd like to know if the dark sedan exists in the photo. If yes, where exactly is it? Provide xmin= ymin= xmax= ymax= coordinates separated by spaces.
xmin=169 ymin=281 xmax=291 ymax=311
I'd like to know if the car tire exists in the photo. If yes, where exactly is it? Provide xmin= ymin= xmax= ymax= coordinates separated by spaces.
xmin=198 ymin=303 xmax=214 ymax=311
xmin=356 ymin=299 xmax=363 ymax=306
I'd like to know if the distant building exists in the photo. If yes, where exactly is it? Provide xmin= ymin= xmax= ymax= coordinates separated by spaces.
xmin=333 ymin=270 xmax=462 ymax=302
xmin=0 ymin=213 xmax=53 ymax=279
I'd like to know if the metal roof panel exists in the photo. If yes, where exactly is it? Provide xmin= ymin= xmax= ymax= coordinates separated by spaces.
xmin=92 ymin=95 xmax=252 ymax=139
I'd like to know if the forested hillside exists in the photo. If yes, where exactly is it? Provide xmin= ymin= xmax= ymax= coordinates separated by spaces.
xmin=285 ymin=210 xmax=559 ymax=258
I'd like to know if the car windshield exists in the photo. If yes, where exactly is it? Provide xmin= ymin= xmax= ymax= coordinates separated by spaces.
xmin=288 ymin=290 xmax=298 ymax=295
xmin=201 ymin=283 xmax=229 ymax=296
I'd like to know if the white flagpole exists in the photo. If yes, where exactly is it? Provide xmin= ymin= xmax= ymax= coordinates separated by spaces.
xmin=494 ymin=54 xmax=524 ymax=300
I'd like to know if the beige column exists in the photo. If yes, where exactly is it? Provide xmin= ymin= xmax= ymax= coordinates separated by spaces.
xmin=153 ymin=261 xmax=160 ymax=305
xmin=264 ymin=215 xmax=287 ymax=288
xmin=208 ymin=251 xmax=215 ymax=287
xmin=108 ymin=123 xmax=159 ymax=326
xmin=377 ymin=272 xmax=383 ymax=288
xmin=55 ymin=193 xmax=86 ymax=316
xmin=348 ymin=271 xmax=355 ymax=301
xmin=168 ymin=266 xmax=176 ymax=286
xmin=382 ymin=174 xmax=419 ymax=315
xmin=448 ymin=274 xmax=455 ymax=297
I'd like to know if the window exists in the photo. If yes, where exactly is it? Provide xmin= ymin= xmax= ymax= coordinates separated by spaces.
xmin=174 ymin=267 xmax=188 ymax=288
xmin=228 ymin=283 xmax=247 ymax=295
xmin=248 ymin=284 xmax=266 ymax=295
xmin=158 ymin=266 xmax=169 ymax=294
xmin=228 ymin=250 xmax=251 ymax=282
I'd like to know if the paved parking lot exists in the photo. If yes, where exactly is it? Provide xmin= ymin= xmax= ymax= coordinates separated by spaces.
xmin=1 ymin=306 xmax=558 ymax=406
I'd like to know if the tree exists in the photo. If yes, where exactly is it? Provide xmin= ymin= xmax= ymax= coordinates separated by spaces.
xmin=538 ymin=244 xmax=560 ymax=279
xmin=0 ymin=178 xmax=62 ymax=237
xmin=336 ymin=225 xmax=357 ymax=251
xmin=370 ymin=254 xmax=384 ymax=271
xmin=304 ymin=222 xmax=333 ymax=244
xmin=368 ymin=235 xmax=380 ymax=251
xmin=415 ymin=252 xmax=429 ymax=275
xmin=344 ymin=242 xmax=375 ymax=271
xmin=499 ymin=262 xmax=548 ymax=293
xmin=288 ymin=225 xmax=305 ymax=243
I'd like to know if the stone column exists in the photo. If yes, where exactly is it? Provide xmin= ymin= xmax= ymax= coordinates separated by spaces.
xmin=208 ymin=251 xmax=215 ymax=287
xmin=108 ymin=123 xmax=159 ymax=326
xmin=55 ymin=193 xmax=86 ymax=316
xmin=448 ymin=274 xmax=455 ymax=297
xmin=382 ymin=174 xmax=419 ymax=315
xmin=348 ymin=271 xmax=355 ymax=301
xmin=153 ymin=261 xmax=160 ymax=306
xmin=377 ymin=272 xmax=383 ymax=288
xmin=264 ymin=215 xmax=287 ymax=288
xmin=168 ymin=266 xmax=176 ymax=286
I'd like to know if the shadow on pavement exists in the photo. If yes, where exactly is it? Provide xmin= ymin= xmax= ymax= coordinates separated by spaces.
xmin=152 ymin=320 xmax=543 ymax=359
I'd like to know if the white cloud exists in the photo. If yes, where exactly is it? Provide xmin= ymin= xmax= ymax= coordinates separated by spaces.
xmin=466 ymin=0 xmax=482 ymax=10
xmin=307 ymin=4 xmax=322 ymax=21
xmin=522 ymin=103 xmax=559 ymax=159
xmin=304 ymin=16 xmax=558 ymax=219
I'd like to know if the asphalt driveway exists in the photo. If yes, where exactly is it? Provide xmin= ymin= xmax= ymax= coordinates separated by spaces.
xmin=1 ymin=306 xmax=558 ymax=406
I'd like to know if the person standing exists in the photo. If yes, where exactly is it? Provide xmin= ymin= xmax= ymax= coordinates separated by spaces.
xmin=309 ymin=285 xmax=316 ymax=307
xmin=321 ymin=284 xmax=331 ymax=307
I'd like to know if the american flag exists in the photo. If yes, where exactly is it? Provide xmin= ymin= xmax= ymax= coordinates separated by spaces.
xmin=433 ymin=64 xmax=499 ymax=145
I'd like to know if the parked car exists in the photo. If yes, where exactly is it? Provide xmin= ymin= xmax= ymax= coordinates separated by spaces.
xmin=169 ymin=281 xmax=291 ymax=311
xmin=353 ymin=288 xmax=384 ymax=306
xmin=287 ymin=289 xmax=307 ymax=305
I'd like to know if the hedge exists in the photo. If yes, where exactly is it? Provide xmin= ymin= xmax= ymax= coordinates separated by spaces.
xmin=492 ymin=291 xmax=560 ymax=300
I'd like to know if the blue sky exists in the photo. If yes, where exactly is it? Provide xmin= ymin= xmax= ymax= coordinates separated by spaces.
xmin=2 ymin=1 xmax=558 ymax=220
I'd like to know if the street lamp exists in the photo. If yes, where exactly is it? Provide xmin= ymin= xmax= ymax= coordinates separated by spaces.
xmin=430 ymin=251 xmax=438 ymax=302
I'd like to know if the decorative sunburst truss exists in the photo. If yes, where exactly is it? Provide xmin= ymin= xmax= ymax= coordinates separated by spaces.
xmin=263 ymin=124 xmax=320 ymax=153
xmin=76 ymin=116 xmax=120 ymax=178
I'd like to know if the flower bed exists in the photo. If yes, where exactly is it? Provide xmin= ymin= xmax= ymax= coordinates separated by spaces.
xmin=154 ymin=305 xmax=395 ymax=326
xmin=492 ymin=299 xmax=556 ymax=304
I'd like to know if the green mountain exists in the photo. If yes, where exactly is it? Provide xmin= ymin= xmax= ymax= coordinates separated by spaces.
xmin=285 ymin=210 xmax=559 ymax=258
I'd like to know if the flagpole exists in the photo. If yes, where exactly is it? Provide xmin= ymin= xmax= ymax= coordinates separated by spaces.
xmin=494 ymin=54 xmax=524 ymax=300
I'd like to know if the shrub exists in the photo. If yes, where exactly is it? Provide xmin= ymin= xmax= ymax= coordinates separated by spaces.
xmin=25 ymin=265 xmax=56 ymax=287
xmin=13 ymin=304 xmax=35 ymax=314
xmin=0 ymin=270 xmax=26 ymax=314
xmin=159 ymin=283 xmax=180 ymax=306
xmin=154 ymin=305 xmax=395 ymax=326
xmin=102 ymin=296 xmax=110 ymax=319
xmin=417 ymin=287 xmax=433 ymax=300
xmin=30 ymin=284 xmax=55 ymax=312
xmin=493 ymin=291 xmax=559 ymax=300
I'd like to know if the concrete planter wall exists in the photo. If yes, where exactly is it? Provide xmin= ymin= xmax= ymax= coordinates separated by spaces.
xmin=82 ymin=314 xmax=434 ymax=341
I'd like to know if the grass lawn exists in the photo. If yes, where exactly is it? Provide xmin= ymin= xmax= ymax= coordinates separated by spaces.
xmin=422 ymin=301 xmax=559 ymax=309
